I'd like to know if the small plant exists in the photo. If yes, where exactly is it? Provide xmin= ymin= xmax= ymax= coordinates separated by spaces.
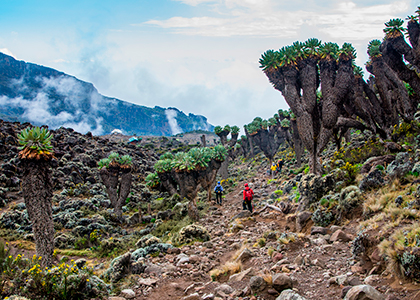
xmin=274 ymin=190 xmax=283 ymax=196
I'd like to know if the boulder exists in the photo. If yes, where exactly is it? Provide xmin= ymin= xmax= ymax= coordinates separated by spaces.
xmin=249 ymin=276 xmax=267 ymax=292
xmin=214 ymin=284 xmax=234 ymax=297
xmin=177 ymin=224 xmax=210 ymax=244
xmin=275 ymin=289 xmax=307 ymax=300
xmin=120 ymin=289 xmax=136 ymax=299
xmin=272 ymin=273 xmax=293 ymax=292
xmin=296 ymin=211 xmax=312 ymax=232
xmin=235 ymin=248 xmax=254 ymax=263
xmin=330 ymin=230 xmax=352 ymax=243
xmin=344 ymin=285 xmax=385 ymax=300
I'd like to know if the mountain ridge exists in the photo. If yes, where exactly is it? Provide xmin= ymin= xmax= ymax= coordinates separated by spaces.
xmin=0 ymin=52 xmax=213 ymax=136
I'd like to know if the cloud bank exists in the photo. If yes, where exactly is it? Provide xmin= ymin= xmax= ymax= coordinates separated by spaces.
xmin=1 ymin=75 xmax=105 ymax=135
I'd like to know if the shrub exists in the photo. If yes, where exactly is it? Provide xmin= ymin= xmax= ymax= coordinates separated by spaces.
xmin=312 ymin=208 xmax=334 ymax=227
xmin=0 ymin=242 xmax=108 ymax=299
xmin=379 ymin=223 xmax=420 ymax=280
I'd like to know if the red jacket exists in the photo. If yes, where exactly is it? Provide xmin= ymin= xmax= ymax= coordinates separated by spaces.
xmin=243 ymin=187 xmax=254 ymax=201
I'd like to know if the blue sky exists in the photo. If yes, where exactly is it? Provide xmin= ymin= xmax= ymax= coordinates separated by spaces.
xmin=1 ymin=0 xmax=418 ymax=132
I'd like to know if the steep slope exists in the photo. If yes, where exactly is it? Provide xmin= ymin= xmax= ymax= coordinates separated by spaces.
xmin=0 ymin=52 xmax=213 ymax=136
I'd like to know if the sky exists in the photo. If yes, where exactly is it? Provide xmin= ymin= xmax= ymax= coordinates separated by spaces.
xmin=0 ymin=0 xmax=418 ymax=132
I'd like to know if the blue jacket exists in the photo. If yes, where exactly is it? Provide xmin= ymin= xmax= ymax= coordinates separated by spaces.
xmin=214 ymin=184 xmax=223 ymax=193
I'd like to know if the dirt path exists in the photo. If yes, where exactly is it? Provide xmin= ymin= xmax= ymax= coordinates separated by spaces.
xmin=129 ymin=175 xmax=420 ymax=300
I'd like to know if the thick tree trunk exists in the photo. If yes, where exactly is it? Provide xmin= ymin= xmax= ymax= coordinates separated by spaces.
xmin=219 ymin=159 xmax=229 ymax=179
xmin=200 ymin=135 xmax=206 ymax=147
xmin=115 ymin=168 xmax=132 ymax=218
xmin=290 ymin=120 xmax=303 ymax=168
xmin=100 ymin=165 xmax=132 ymax=218
xmin=21 ymin=160 xmax=54 ymax=268
xmin=188 ymin=198 xmax=200 ymax=222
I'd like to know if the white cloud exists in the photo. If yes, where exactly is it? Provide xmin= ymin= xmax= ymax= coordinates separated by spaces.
xmin=1 ymin=75 xmax=105 ymax=134
xmin=173 ymin=0 xmax=216 ymax=6
xmin=165 ymin=109 xmax=183 ymax=135
xmin=144 ymin=0 xmax=412 ymax=40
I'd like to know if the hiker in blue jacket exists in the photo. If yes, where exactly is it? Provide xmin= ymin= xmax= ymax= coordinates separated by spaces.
xmin=214 ymin=181 xmax=224 ymax=205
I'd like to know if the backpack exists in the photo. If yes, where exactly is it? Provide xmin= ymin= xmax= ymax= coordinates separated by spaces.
xmin=215 ymin=185 xmax=222 ymax=193
xmin=244 ymin=189 xmax=253 ymax=201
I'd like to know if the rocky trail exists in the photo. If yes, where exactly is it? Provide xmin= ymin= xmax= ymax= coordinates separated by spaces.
xmin=110 ymin=175 xmax=420 ymax=300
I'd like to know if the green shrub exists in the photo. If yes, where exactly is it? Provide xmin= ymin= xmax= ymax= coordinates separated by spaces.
xmin=0 ymin=242 xmax=108 ymax=299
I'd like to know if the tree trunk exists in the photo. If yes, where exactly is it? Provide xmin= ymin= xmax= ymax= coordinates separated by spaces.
xmin=290 ymin=119 xmax=303 ymax=168
xmin=99 ymin=166 xmax=119 ymax=207
xmin=115 ymin=168 xmax=132 ymax=218
xmin=219 ymin=159 xmax=229 ymax=179
xmin=21 ymin=159 xmax=54 ymax=268
xmin=188 ymin=198 xmax=200 ymax=222
xmin=200 ymin=135 xmax=206 ymax=147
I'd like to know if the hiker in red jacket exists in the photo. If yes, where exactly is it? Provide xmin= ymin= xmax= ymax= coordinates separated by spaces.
xmin=243 ymin=183 xmax=254 ymax=213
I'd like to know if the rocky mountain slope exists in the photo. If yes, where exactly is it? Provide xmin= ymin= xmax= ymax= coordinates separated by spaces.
xmin=0 ymin=52 xmax=213 ymax=136
xmin=1 ymin=119 xmax=420 ymax=300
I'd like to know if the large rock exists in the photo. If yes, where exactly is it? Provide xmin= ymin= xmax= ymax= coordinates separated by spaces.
xmin=360 ymin=155 xmax=395 ymax=174
xmin=296 ymin=211 xmax=312 ymax=232
xmin=235 ymin=248 xmax=254 ymax=263
xmin=272 ymin=273 xmax=293 ymax=292
xmin=214 ymin=284 xmax=234 ymax=297
xmin=297 ymin=174 xmax=335 ymax=211
xmin=276 ymin=289 xmax=307 ymax=300
xmin=249 ymin=276 xmax=267 ymax=292
xmin=344 ymin=285 xmax=385 ymax=300
xmin=330 ymin=230 xmax=352 ymax=243
xmin=177 ymin=224 xmax=210 ymax=245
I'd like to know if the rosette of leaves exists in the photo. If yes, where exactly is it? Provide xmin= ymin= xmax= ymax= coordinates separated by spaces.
xmin=118 ymin=154 xmax=132 ymax=166
xmin=188 ymin=147 xmax=213 ymax=169
xmin=353 ymin=65 xmax=364 ymax=77
xmin=98 ymin=152 xmax=132 ymax=168
xmin=160 ymin=152 xmax=174 ymax=160
xmin=223 ymin=125 xmax=231 ymax=133
xmin=246 ymin=117 xmax=263 ymax=135
xmin=282 ymin=110 xmax=290 ymax=118
xmin=367 ymin=39 xmax=382 ymax=59
xmin=384 ymin=18 xmax=406 ymax=37
xmin=214 ymin=126 xmax=223 ymax=135
xmin=145 ymin=172 xmax=160 ymax=188
xmin=281 ymin=119 xmax=291 ymax=128
xmin=268 ymin=117 xmax=277 ymax=127
xmin=212 ymin=145 xmax=227 ymax=161
xmin=231 ymin=125 xmax=240 ymax=135
xmin=18 ymin=126 xmax=54 ymax=160
xmin=154 ymin=159 xmax=173 ymax=173
xmin=338 ymin=42 xmax=356 ymax=61
xmin=172 ymin=152 xmax=195 ymax=172
xmin=261 ymin=119 xmax=268 ymax=129
xmin=318 ymin=42 xmax=339 ymax=60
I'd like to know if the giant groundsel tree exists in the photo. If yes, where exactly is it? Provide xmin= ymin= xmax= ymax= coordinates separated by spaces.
xmin=146 ymin=146 xmax=227 ymax=221
xmin=18 ymin=126 xmax=55 ymax=267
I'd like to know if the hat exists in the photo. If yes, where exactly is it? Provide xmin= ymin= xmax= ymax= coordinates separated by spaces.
xmin=244 ymin=183 xmax=249 ymax=187
xmin=217 ymin=181 xmax=220 ymax=184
